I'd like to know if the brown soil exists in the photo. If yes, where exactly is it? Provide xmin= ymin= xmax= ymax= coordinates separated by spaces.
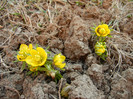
xmin=0 ymin=0 xmax=133 ymax=99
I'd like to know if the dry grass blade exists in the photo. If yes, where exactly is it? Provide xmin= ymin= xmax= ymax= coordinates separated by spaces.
xmin=107 ymin=31 xmax=133 ymax=76
xmin=109 ymin=0 xmax=133 ymax=31
xmin=5 ymin=86 xmax=21 ymax=99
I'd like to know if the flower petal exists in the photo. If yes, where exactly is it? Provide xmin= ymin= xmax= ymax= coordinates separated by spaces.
xmin=20 ymin=44 xmax=28 ymax=50
xmin=26 ymin=56 xmax=39 ymax=66
xmin=29 ymin=44 xmax=33 ymax=50
xmin=36 ymin=47 xmax=47 ymax=57
xmin=17 ymin=55 xmax=25 ymax=61
xmin=30 ymin=49 xmax=38 ymax=56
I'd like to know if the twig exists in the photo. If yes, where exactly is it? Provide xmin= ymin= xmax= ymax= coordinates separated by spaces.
xmin=116 ymin=73 xmax=127 ymax=82
xmin=49 ymin=94 xmax=57 ymax=99
xmin=0 ymin=71 xmax=15 ymax=75
xmin=5 ymin=86 xmax=21 ymax=99
xmin=58 ymin=78 xmax=63 ymax=99
xmin=67 ymin=0 xmax=75 ymax=5
xmin=53 ymin=0 xmax=65 ymax=5
xmin=0 ymin=55 xmax=9 ymax=69
xmin=0 ymin=71 xmax=16 ymax=79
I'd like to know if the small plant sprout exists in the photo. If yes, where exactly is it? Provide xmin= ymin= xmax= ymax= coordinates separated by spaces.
xmin=16 ymin=44 xmax=66 ymax=81
xmin=61 ymin=83 xmax=71 ymax=97
xmin=94 ymin=42 xmax=107 ymax=60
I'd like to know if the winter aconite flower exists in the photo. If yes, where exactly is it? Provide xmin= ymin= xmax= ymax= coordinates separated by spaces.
xmin=53 ymin=53 xmax=66 ymax=69
xmin=95 ymin=24 xmax=110 ymax=37
xmin=17 ymin=44 xmax=33 ymax=61
xmin=26 ymin=47 xmax=47 ymax=66
xmin=95 ymin=42 xmax=106 ymax=56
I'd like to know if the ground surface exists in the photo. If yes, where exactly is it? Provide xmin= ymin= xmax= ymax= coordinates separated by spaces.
xmin=0 ymin=0 xmax=133 ymax=99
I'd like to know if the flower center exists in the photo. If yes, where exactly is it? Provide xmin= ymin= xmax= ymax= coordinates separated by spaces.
xmin=35 ymin=55 xmax=41 ymax=61
xmin=99 ymin=28 xmax=106 ymax=34
xmin=98 ymin=48 xmax=105 ymax=53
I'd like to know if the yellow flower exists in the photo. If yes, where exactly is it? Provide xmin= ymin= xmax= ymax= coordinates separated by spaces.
xmin=29 ymin=66 xmax=38 ymax=72
xmin=53 ymin=53 xmax=66 ymax=69
xmin=17 ymin=44 xmax=33 ymax=61
xmin=95 ymin=24 xmax=110 ymax=37
xmin=26 ymin=47 xmax=47 ymax=66
xmin=95 ymin=42 xmax=106 ymax=56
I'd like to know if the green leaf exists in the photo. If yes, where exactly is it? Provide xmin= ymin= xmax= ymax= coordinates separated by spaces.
xmin=35 ymin=44 xmax=38 ymax=48
xmin=60 ymin=68 xmax=65 ymax=71
xmin=46 ymin=46 xmax=49 ymax=50
xmin=45 ymin=61 xmax=53 ymax=65
xmin=108 ymin=20 xmax=113 ymax=26
xmin=110 ymin=29 xmax=113 ymax=31
xmin=38 ymin=67 xmax=47 ymax=71
xmin=101 ymin=21 xmax=104 ymax=25
xmin=100 ymin=51 xmax=108 ymax=61
xmin=21 ymin=62 xmax=26 ymax=71
xmin=90 ymin=27 xmax=95 ymax=30
xmin=75 ymin=1 xmax=83 ymax=6
xmin=47 ymin=57 xmax=53 ymax=60
xmin=27 ymin=71 xmax=33 ymax=75
xmin=46 ymin=50 xmax=51 ymax=54
xmin=107 ymin=35 xmax=112 ymax=38
xmin=98 ymin=37 xmax=106 ymax=42
xmin=12 ymin=13 xmax=21 ymax=16
xmin=16 ymin=51 xmax=19 ymax=54
xmin=13 ymin=60 xmax=19 ymax=63
xmin=43 ymin=10 xmax=46 ymax=13
xmin=35 ymin=72 xmax=38 ymax=76
xmin=55 ymin=71 xmax=63 ymax=83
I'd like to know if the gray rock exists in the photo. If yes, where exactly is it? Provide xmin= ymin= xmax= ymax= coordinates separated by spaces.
xmin=23 ymin=75 xmax=58 ymax=99
xmin=85 ymin=54 xmax=97 ymax=67
xmin=0 ymin=73 xmax=24 ymax=99
xmin=68 ymin=74 xmax=105 ymax=99
xmin=31 ymin=83 xmax=45 ymax=99
xmin=110 ymin=68 xmax=133 ymax=99
xmin=64 ymin=16 xmax=91 ymax=60
xmin=87 ymin=64 xmax=104 ymax=88
xmin=66 ymin=63 xmax=83 ymax=73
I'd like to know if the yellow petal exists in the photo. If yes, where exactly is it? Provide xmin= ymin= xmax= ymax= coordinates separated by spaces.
xmin=29 ymin=44 xmax=33 ymax=50
xmin=20 ymin=44 xmax=28 ymax=50
xmin=17 ymin=55 xmax=26 ymax=61
xmin=26 ymin=56 xmax=39 ymax=66
xmin=36 ymin=47 xmax=47 ymax=65
xmin=60 ymin=55 xmax=66 ymax=61
xmin=36 ymin=47 xmax=47 ymax=58
xmin=30 ymin=49 xmax=38 ymax=56
xmin=102 ymin=24 xmax=108 ymax=28
xmin=58 ymin=63 xmax=66 ymax=69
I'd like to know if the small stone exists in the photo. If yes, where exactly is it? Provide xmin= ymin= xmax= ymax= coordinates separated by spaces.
xmin=20 ymin=95 xmax=25 ymax=99
xmin=85 ymin=54 xmax=97 ymax=68
xmin=66 ymin=63 xmax=83 ymax=72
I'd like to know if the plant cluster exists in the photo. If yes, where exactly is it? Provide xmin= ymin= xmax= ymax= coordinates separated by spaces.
xmin=92 ymin=24 xmax=112 ymax=60
xmin=16 ymin=44 xmax=66 ymax=82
